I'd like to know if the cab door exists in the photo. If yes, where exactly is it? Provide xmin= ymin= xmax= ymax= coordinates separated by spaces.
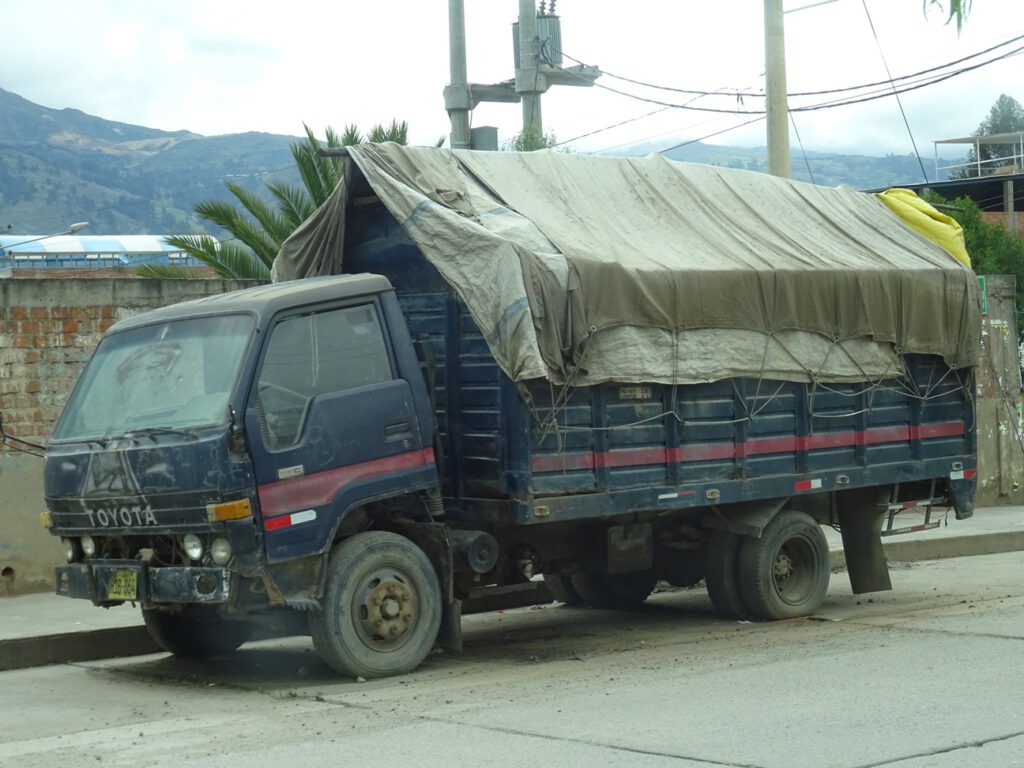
xmin=246 ymin=299 xmax=436 ymax=561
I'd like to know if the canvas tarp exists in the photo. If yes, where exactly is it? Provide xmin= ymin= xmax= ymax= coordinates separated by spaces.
xmin=275 ymin=144 xmax=981 ymax=386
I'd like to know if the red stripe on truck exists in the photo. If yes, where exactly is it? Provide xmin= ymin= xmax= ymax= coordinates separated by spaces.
xmin=531 ymin=421 xmax=965 ymax=473
xmin=258 ymin=447 xmax=435 ymax=520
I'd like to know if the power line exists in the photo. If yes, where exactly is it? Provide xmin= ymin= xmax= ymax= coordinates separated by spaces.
xmin=555 ymin=32 xmax=1024 ymax=100
xmin=790 ymin=112 xmax=816 ymax=184
xmin=861 ymin=0 xmax=927 ymax=184
xmin=548 ymin=43 xmax=1024 ymax=118
xmin=791 ymin=48 xmax=1024 ymax=111
xmin=657 ymin=115 xmax=768 ymax=155
xmin=555 ymin=79 xmax=759 ymax=147
xmin=555 ymin=107 xmax=671 ymax=147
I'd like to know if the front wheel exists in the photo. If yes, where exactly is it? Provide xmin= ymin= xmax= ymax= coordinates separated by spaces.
xmin=142 ymin=607 xmax=251 ymax=658
xmin=737 ymin=510 xmax=830 ymax=620
xmin=310 ymin=531 xmax=441 ymax=679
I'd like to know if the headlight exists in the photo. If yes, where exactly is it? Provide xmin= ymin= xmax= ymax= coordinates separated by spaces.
xmin=210 ymin=537 xmax=232 ymax=566
xmin=81 ymin=535 xmax=96 ymax=557
xmin=183 ymin=534 xmax=204 ymax=561
xmin=62 ymin=538 xmax=78 ymax=563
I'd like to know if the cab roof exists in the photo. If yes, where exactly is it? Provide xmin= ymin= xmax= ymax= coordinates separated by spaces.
xmin=110 ymin=273 xmax=392 ymax=333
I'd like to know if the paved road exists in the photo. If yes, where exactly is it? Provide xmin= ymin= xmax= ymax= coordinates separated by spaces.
xmin=2 ymin=553 xmax=1023 ymax=768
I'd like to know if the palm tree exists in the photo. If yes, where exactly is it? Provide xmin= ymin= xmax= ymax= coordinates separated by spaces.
xmin=926 ymin=0 xmax=971 ymax=31
xmin=140 ymin=120 xmax=408 ymax=280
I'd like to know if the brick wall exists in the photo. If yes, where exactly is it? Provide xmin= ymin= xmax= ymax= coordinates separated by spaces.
xmin=980 ymin=211 xmax=1024 ymax=240
xmin=0 ymin=278 xmax=257 ymax=449
xmin=0 ymin=304 xmax=116 ymax=446
xmin=0 ymin=276 xmax=258 ymax=595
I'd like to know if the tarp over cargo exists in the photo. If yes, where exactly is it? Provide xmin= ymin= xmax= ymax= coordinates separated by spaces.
xmin=274 ymin=144 xmax=981 ymax=386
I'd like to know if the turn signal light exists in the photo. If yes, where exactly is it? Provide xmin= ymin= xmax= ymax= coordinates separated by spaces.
xmin=206 ymin=498 xmax=253 ymax=522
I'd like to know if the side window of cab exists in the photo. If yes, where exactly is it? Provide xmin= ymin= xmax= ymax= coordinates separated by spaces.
xmin=255 ymin=304 xmax=392 ymax=450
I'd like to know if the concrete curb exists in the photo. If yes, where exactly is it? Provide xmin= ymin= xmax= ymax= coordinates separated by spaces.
xmin=3 ymin=529 xmax=1023 ymax=672
xmin=0 ymin=626 xmax=159 ymax=672
xmin=828 ymin=529 xmax=1024 ymax=571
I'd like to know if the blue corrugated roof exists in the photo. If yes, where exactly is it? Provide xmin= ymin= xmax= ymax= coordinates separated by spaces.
xmin=0 ymin=235 xmax=186 ymax=254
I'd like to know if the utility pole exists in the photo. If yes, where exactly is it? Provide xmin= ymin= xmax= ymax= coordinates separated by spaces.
xmin=764 ymin=0 xmax=791 ymax=178
xmin=447 ymin=0 xmax=472 ymax=149
xmin=444 ymin=0 xmax=599 ymax=150
xmin=517 ymin=0 xmax=542 ymax=137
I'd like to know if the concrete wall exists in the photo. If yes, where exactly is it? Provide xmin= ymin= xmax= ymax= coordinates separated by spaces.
xmin=0 ymin=277 xmax=257 ymax=596
xmin=975 ymin=274 xmax=1024 ymax=506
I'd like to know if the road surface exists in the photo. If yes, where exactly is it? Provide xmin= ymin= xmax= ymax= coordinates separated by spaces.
xmin=2 ymin=552 xmax=1022 ymax=768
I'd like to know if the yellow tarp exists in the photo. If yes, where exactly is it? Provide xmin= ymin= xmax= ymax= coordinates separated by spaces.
xmin=876 ymin=188 xmax=971 ymax=268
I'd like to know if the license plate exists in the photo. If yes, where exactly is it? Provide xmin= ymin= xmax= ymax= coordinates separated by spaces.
xmin=107 ymin=570 xmax=138 ymax=601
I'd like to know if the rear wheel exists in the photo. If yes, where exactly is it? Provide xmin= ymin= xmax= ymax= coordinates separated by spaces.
xmin=310 ymin=531 xmax=441 ymax=679
xmin=570 ymin=569 xmax=657 ymax=610
xmin=142 ymin=608 xmax=251 ymax=658
xmin=704 ymin=529 xmax=752 ymax=620
xmin=737 ymin=510 xmax=830 ymax=620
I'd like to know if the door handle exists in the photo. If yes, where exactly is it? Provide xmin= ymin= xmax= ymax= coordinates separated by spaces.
xmin=384 ymin=422 xmax=414 ymax=441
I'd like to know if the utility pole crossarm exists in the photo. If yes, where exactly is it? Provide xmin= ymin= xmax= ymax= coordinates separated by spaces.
xmin=534 ymin=63 xmax=600 ymax=88
xmin=445 ymin=0 xmax=602 ymax=149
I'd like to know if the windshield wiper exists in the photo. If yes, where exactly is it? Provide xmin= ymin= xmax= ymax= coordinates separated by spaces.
xmin=123 ymin=426 xmax=199 ymax=444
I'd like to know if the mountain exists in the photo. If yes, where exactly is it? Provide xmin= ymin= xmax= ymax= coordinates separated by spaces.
xmin=607 ymin=137 xmax=946 ymax=190
xmin=0 ymin=87 xmax=298 ymax=235
xmin=0 ymin=87 xmax=955 ymax=236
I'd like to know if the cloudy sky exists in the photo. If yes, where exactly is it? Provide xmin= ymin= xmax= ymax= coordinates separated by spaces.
xmin=4 ymin=1 xmax=1022 ymax=160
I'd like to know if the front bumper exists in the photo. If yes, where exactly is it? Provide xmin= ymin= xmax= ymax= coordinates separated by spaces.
xmin=55 ymin=561 xmax=232 ymax=606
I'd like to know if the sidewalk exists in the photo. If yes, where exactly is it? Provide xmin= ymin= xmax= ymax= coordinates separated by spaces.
xmin=3 ymin=505 xmax=1023 ymax=671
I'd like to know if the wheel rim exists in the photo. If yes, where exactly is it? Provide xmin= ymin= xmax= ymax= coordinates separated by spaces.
xmin=771 ymin=534 xmax=820 ymax=607
xmin=352 ymin=566 xmax=418 ymax=652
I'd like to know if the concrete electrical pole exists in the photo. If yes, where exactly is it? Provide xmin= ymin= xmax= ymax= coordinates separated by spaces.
xmin=518 ymin=0 xmax=543 ymax=137
xmin=444 ymin=0 xmax=599 ymax=150
xmin=447 ymin=0 xmax=472 ymax=149
xmin=764 ymin=0 xmax=791 ymax=178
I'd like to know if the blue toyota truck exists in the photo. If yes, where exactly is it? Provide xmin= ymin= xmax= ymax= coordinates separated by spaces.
xmin=41 ymin=146 xmax=980 ymax=678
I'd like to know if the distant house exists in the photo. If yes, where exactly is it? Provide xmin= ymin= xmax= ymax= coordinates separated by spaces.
xmin=891 ymin=133 xmax=1024 ymax=239
xmin=0 ymin=234 xmax=203 ymax=274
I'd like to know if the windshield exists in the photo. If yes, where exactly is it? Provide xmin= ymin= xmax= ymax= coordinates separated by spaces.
xmin=52 ymin=314 xmax=254 ymax=442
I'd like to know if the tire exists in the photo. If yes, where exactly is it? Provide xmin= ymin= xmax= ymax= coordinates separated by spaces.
xmin=569 ymin=569 xmax=657 ymax=610
xmin=543 ymin=573 xmax=584 ymax=606
xmin=704 ymin=529 xmax=752 ymax=620
xmin=737 ymin=510 xmax=830 ymax=620
xmin=142 ymin=608 xmax=251 ymax=658
xmin=310 ymin=531 xmax=441 ymax=679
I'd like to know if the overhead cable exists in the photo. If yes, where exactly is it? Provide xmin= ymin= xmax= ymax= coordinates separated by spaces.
xmin=547 ymin=44 xmax=1024 ymax=116
xmin=554 ymin=32 xmax=1024 ymax=99
xmin=861 ymin=0 xmax=928 ymax=184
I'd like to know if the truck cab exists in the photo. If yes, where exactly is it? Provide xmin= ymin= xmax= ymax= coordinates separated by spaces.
xmin=46 ymin=274 xmax=446 ymax=673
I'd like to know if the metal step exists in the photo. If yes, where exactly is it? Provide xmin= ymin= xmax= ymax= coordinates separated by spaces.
xmin=879 ymin=479 xmax=948 ymax=537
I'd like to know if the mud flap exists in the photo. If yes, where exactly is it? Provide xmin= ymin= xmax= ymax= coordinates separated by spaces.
xmin=948 ymin=478 xmax=975 ymax=520
xmin=437 ymin=598 xmax=463 ymax=651
xmin=837 ymin=488 xmax=892 ymax=594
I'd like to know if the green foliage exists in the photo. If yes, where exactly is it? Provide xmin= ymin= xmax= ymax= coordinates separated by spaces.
xmin=506 ymin=127 xmax=558 ymax=152
xmin=923 ymin=191 xmax=1024 ymax=329
xmin=141 ymin=121 xmax=409 ymax=280
xmin=949 ymin=94 xmax=1024 ymax=179
xmin=924 ymin=0 xmax=972 ymax=31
